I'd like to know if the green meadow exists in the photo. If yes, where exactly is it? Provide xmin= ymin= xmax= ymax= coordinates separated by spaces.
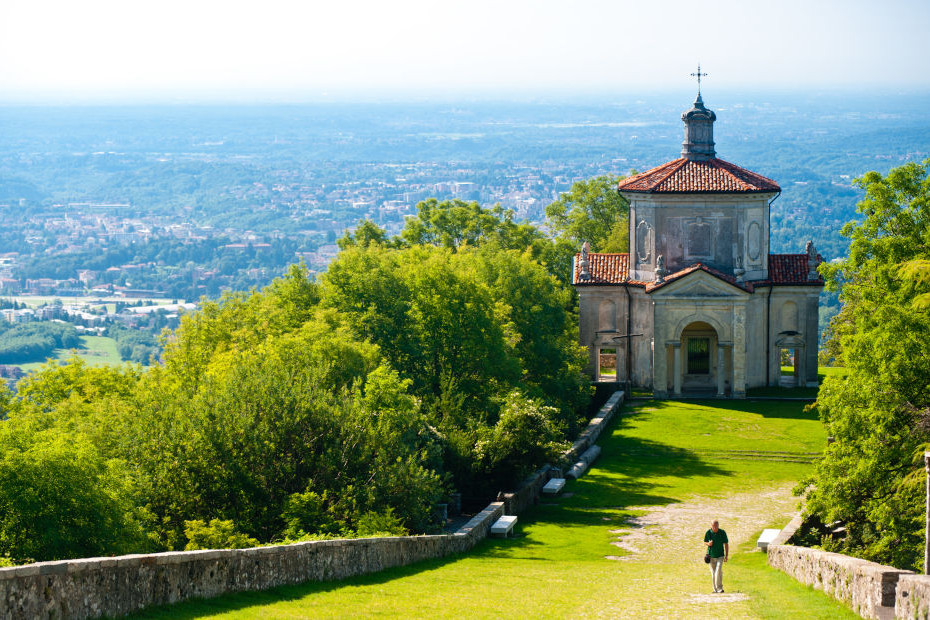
xmin=15 ymin=335 xmax=123 ymax=373
xmin=136 ymin=399 xmax=855 ymax=619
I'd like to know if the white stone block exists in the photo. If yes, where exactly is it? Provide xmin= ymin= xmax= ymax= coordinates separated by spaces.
xmin=757 ymin=528 xmax=781 ymax=550
xmin=490 ymin=516 xmax=517 ymax=536
xmin=542 ymin=478 xmax=566 ymax=495
xmin=567 ymin=460 xmax=588 ymax=480
xmin=580 ymin=445 xmax=601 ymax=465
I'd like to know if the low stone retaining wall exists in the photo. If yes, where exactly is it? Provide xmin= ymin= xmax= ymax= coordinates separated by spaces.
xmin=497 ymin=465 xmax=553 ymax=515
xmin=895 ymin=574 xmax=930 ymax=619
xmin=767 ymin=544 xmax=912 ymax=619
xmin=0 ymin=391 xmax=628 ymax=620
xmin=497 ymin=390 xmax=625 ymax=514
xmin=0 ymin=502 xmax=504 ymax=620
xmin=564 ymin=390 xmax=624 ymax=465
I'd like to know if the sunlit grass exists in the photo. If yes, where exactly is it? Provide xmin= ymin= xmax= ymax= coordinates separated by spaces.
xmin=15 ymin=335 xmax=123 ymax=373
xmin=134 ymin=399 xmax=854 ymax=619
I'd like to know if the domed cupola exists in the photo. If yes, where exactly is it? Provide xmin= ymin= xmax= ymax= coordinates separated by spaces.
xmin=681 ymin=92 xmax=716 ymax=161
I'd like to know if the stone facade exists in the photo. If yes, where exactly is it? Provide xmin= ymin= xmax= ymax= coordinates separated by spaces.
xmin=767 ymin=544 xmax=912 ymax=619
xmin=574 ymin=95 xmax=824 ymax=397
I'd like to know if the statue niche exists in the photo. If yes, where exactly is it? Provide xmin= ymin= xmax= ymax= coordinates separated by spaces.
xmin=598 ymin=299 xmax=617 ymax=332
xmin=636 ymin=220 xmax=654 ymax=264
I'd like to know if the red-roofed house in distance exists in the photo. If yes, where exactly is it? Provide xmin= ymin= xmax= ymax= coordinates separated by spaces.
xmin=573 ymin=91 xmax=823 ymax=397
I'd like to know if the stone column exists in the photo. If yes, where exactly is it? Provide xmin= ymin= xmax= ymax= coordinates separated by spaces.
xmin=925 ymin=452 xmax=930 ymax=574
xmin=797 ymin=345 xmax=806 ymax=388
xmin=673 ymin=343 xmax=682 ymax=396
xmin=716 ymin=345 xmax=726 ymax=396
xmin=652 ymin=305 xmax=667 ymax=397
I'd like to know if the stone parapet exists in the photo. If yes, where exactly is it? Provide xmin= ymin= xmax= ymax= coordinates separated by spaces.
xmin=767 ymin=544 xmax=912 ymax=619
xmin=0 ymin=503 xmax=505 ymax=620
xmin=894 ymin=574 xmax=930 ymax=619
xmin=0 ymin=390 xmax=630 ymax=620
xmin=498 ymin=390 xmax=624 ymax=513
xmin=563 ymin=390 xmax=624 ymax=465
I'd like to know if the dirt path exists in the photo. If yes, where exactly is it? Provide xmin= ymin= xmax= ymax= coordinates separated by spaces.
xmin=588 ymin=485 xmax=800 ymax=618
xmin=608 ymin=485 xmax=798 ymax=562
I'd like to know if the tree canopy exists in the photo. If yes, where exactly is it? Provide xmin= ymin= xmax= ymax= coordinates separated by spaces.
xmin=799 ymin=160 xmax=930 ymax=571
xmin=0 ymin=195 xmax=594 ymax=562
xmin=544 ymin=174 xmax=630 ymax=253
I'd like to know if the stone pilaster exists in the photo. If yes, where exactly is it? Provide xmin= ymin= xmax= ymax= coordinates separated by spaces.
xmin=732 ymin=304 xmax=747 ymax=397
xmin=716 ymin=345 xmax=726 ymax=396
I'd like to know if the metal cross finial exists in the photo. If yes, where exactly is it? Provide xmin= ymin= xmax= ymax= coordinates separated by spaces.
xmin=691 ymin=63 xmax=708 ymax=94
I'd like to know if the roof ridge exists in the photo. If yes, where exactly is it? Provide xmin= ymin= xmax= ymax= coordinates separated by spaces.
xmin=617 ymin=156 xmax=780 ymax=193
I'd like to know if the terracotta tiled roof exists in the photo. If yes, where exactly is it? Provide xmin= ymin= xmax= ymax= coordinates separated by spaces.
xmin=766 ymin=253 xmax=824 ymax=285
xmin=572 ymin=253 xmax=629 ymax=285
xmin=572 ymin=253 xmax=825 ymax=289
xmin=645 ymin=263 xmax=747 ymax=293
xmin=617 ymin=157 xmax=780 ymax=193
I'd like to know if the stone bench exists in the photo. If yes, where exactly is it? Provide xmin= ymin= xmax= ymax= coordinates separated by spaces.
xmin=542 ymin=478 xmax=566 ymax=495
xmin=756 ymin=528 xmax=781 ymax=551
xmin=490 ymin=516 xmax=517 ymax=537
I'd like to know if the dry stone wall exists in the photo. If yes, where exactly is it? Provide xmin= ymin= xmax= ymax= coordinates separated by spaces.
xmin=767 ymin=544 xmax=912 ymax=619
xmin=0 ymin=503 xmax=503 ymax=620
xmin=0 ymin=391 xmax=626 ymax=620
xmin=895 ymin=574 xmax=930 ymax=619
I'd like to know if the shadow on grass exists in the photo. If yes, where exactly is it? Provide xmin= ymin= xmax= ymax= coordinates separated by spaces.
xmin=133 ymin=404 xmax=736 ymax=619
xmin=641 ymin=397 xmax=819 ymax=422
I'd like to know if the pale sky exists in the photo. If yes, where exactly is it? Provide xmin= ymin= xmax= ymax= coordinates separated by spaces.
xmin=1 ymin=0 xmax=928 ymax=102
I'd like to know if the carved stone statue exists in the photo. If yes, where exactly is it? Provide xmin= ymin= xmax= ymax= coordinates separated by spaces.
xmin=580 ymin=241 xmax=590 ymax=280
xmin=806 ymin=240 xmax=819 ymax=280
xmin=734 ymin=254 xmax=745 ymax=283
xmin=655 ymin=254 xmax=667 ymax=283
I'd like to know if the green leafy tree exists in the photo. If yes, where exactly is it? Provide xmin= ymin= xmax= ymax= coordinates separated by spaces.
xmin=338 ymin=219 xmax=395 ymax=250
xmin=0 ymin=423 xmax=149 ymax=562
xmin=399 ymin=198 xmax=542 ymax=252
xmin=799 ymin=160 xmax=930 ymax=570
xmin=545 ymin=174 xmax=630 ymax=252
xmin=477 ymin=391 xmax=569 ymax=489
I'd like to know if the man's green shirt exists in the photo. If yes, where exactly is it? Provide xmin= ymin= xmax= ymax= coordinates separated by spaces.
xmin=704 ymin=528 xmax=728 ymax=558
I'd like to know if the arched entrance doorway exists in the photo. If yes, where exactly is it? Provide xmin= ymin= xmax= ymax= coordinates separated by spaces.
xmin=676 ymin=321 xmax=727 ymax=396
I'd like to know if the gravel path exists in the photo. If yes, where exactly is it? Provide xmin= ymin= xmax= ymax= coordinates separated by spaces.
xmin=608 ymin=485 xmax=798 ymax=563
xmin=587 ymin=485 xmax=800 ymax=618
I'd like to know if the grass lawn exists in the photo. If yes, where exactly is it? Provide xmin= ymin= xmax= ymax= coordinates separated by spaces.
xmin=15 ymin=335 xmax=124 ymax=373
xmin=135 ymin=399 xmax=855 ymax=619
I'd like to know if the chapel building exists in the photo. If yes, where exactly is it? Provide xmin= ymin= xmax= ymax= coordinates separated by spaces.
xmin=573 ymin=92 xmax=824 ymax=398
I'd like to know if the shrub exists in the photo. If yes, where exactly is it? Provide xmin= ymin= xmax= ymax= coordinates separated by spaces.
xmin=183 ymin=519 xmax=259 ymax=550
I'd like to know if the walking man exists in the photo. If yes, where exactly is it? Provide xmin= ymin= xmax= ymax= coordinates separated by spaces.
xmin=704 ymin=519 xmax=729 ymax=593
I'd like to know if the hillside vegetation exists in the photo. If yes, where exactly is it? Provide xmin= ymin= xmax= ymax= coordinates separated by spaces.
xmin=0 ymin=197 xmax=607 ymax=564
xmin=799 ymin=160 xmax=930 ymax=570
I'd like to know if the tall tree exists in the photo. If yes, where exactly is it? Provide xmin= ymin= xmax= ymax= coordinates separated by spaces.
xmin=800 ymin=160 xmax=930 ymax=570
xmin=544 ymin=174 xmax=630 ymax=252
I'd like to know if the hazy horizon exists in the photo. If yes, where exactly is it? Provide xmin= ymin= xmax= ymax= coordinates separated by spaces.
xmin=2 ymin=0 xmax=929 ymax=104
